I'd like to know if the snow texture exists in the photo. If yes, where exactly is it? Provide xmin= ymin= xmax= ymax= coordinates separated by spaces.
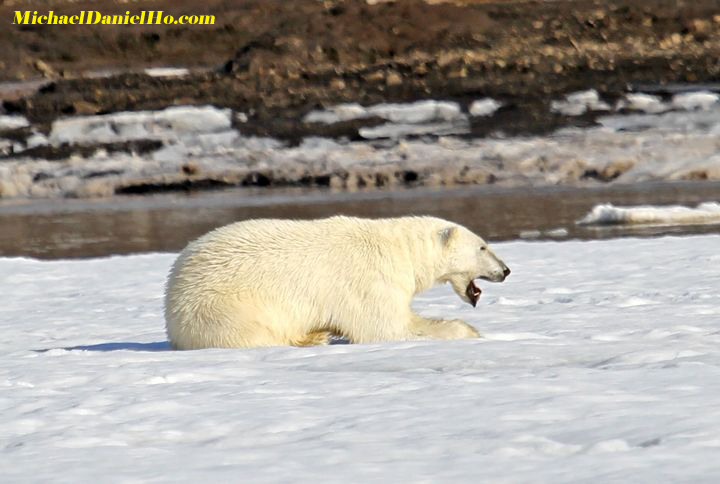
xmin=578 ymin=202 xmax=720 ymax=226
xmin=2 ymin=235 xmax=720 ymax=482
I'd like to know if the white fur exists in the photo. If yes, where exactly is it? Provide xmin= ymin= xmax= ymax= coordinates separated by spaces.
xmin=164 ymin=216 xmax=509 ymax=350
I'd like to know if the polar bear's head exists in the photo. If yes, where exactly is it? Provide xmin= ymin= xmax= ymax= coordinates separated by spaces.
xmin=439 ymin=225 xmax=510 ymax=307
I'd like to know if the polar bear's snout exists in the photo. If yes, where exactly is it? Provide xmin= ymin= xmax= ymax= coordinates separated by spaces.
xmin=478 ymin=250 xmax=511 ymax=283
xmin=478 ymin=268 xmax=509 ymax=283
xmin=480 ymin=269 xmax=510 ymax=283
xmin=482 ymin=263 xmax=511 ymax=282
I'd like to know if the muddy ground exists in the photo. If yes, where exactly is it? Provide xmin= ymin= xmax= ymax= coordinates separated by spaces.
xmin=2 ymin=0 xmax=720 ymax=137
xmin=1 ymin=0 xmax=720 ymax=197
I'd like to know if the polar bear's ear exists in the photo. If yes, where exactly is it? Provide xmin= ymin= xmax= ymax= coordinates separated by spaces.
xmin=439 ymin=227 xmax=457 ymax=246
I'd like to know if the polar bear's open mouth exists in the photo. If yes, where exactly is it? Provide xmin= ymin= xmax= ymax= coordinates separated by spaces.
xmin=466 ymin=280 xmax=482 ymax=307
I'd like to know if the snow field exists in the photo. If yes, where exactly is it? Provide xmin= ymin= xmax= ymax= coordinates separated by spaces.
xmin=2 ymin=235 xmax=720 ymax=482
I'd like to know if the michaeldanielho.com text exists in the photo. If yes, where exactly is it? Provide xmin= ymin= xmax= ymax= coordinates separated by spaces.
xmin=13 ymin=11 xmax=216 ymax=25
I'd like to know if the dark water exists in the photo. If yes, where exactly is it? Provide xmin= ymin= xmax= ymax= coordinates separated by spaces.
xmin=1 ymin=181 xmax=720 ymax=259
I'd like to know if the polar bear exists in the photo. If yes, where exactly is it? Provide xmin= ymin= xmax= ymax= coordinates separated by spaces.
xmin=164 ymin=216 xmax=510 ymax=350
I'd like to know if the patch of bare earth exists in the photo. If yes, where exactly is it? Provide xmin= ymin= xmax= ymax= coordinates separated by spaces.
xmin=1 ymin=0 xmax=720 ymax=196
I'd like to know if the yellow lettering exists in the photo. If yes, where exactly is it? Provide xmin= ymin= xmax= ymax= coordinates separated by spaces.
xmin=13 ymin=11 xmax=32 ymax=24
xmin=11 ymin=9 xmax=215 ymax=27
xmin=87 ymin=11 xmax=101 ymax=24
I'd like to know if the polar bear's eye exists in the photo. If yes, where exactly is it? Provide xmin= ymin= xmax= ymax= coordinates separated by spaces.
xmin=480 ymin=246 xmax=487 ymax=251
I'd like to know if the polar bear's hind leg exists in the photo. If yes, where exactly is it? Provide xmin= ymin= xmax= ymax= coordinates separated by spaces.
xmin=292 ymin=331 xmax=334 ymax=347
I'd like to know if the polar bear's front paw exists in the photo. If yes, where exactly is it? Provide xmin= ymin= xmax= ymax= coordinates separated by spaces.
xmin=445 ymin=319 xmax=482 ymax=339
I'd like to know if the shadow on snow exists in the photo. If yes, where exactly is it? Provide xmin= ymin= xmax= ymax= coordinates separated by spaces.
xmin=36 ymin=337 xmax=350 ymax=353
xmin=36 ymin=341 xmax=172 ymax=352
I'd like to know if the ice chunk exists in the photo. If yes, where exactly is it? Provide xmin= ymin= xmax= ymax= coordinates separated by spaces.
xmin=144 ymin=67 xmax=190 ymax=78
xmin=0 ymin=115 xmax=30 ymax=130
xmin=551 ymin=90 xmax=610 ymax=116
xmin=621 ymin=93 xmax=668 ymax=114
xmin=304 ymin=103 xmax=370 ymax=124
xmin=367 ymin=101 xmax=464 ymax=124
xmin=49 ymin=106 xmax=232 ymax=145
xmin=359 ymin=121 xmax=469 ymax=139
xmin=304 ymin=100 xmax=465 ymax=124
xmin=672 ymin=91 xmax=720 ymax=111
xmin=469 ymin=98 xmax=502 ymax=117
xmin=577 ymin=202 xmax=720 ymax=226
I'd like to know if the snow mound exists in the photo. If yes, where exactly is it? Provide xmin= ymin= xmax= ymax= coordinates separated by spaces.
xmin=304 ymin=100 xmax=466 ymax=125
xmin=671 ymin=91 xmax=720 ymax=111
xmin=49 ymin=105 xmax=232 ymax=145
xmin=551 ymin=90 xmax=610 ymax=116
xmin=144 ymin=67 xmax=190 ymax=78
xmin=615 ymin=91 xmax=720 ymax=114
xmin=304 ymin=98 xmax=502 ymax=129
xmin=621 ymin=93 xmax=668 ymax=114
xmin=469 ymin=98 xmax=502 ymax=117
xmin=577 ymin=202 xmax=720 ymax=226
xmin=368 ymin=101 xmax=464 ymax=124
xmin=303 ymin=103 xmax=369 ymax=124
xmin=304 ymin=100 xmax=471 ymax=139
xmin=0 ymin=114 xmax=30 ymax=130
xmin=359 ymin=121 xmax=468 ymax=139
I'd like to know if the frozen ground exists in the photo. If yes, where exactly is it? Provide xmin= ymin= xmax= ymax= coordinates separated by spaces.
xmin=2 ymin=235 xmax=720 ymax=482
xmin=2 ymin=90 xmax=720 ymax=198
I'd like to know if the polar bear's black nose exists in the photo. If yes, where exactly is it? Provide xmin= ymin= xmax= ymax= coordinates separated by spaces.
xmin=503 ymin=267 xmax=511 ymax=278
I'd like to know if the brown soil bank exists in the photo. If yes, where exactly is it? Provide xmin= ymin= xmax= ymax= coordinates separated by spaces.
xmin=2 ymin=0 xmax=720 ymax=140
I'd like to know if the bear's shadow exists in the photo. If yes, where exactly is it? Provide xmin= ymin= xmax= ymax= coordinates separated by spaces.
xmin=36 ymin=341 xmax=172 ymax=353
xmin=39 ymin=338 xmax=350 ymax=353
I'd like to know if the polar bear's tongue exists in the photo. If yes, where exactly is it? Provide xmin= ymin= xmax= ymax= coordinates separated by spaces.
xmin=466 ymin=280 xmax=482 ymax=307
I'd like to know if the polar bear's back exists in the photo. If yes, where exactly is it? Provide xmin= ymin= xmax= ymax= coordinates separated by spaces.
xmin=179 ymin=216 xmax=379 ymax=279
